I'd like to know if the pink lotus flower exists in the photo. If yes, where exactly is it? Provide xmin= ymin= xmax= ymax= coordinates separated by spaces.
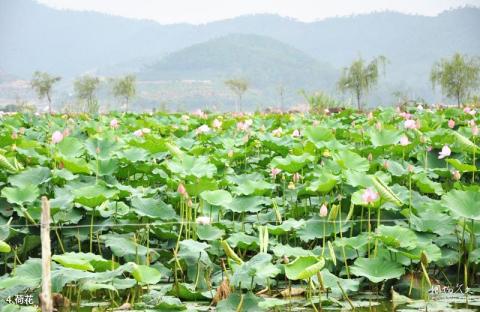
xmin=469 ymin=120 xmax=476 ymax=127
xmin=212 ymin=119 xmax=222 ymax=129
xmin=469 ymin=109 xmax=477 ymax=116
xmin=177 ymin=184 xmax=187 ymax=197
xmin=399 ymin=112 xmax=411 ymax=119
xmin=133 ymin=129 xmax=143 ymax=137
xmin=292 ymin=173 xmax=301 ymax=183
xmin=452 ymin=170 xmax=461 ymax=181
xmin=464 ymin=107 xmax=471 ymax=113
xmin=319 ymin=204 xmax=328 ymax=217
xmin=271 ymin=168 xmax=281 ymax=178
xmin=438 ymin=145 xmax=451 ymax=159
xmin=473 ymin=125 xmax=479 ymax=136
xmin=193 ymin=109 xmax=207 ymax=119
xmin=399 ymin=135 xmax=410 ymax=146
xmin=110 ymin=119 xmax=119 ymax=129
xmin=448 ymin=119 xmax=455 ymax=129
xmin=292 ymin=129 xmax=301 ymax=138
xmin=427 ymin=146 xmax=432 ymax=152
xmin=196 ymin=216 xmax=211 ymax=225
xmin=195 ymin=124 xmax=210 ymax=135
xmin=404 ymin=119 xmax=417 ymax=129
xmin=272 ymin=127 xmax=283 ymax=137
xmin=51 ymin=131 xmax=64 ymax=144
xmin=362 ymin=188 xmax=379 ymax=205
xmin=407 ymin=164 xmax=414 ymax=173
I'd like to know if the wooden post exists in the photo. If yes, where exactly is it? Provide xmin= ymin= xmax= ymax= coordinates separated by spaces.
xmin=41 ymin=196 xmax=53 ymax=312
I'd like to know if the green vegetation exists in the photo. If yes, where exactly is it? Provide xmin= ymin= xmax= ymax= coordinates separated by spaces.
xmin=431 ymin=53 xmax=480 ymax=107
xmin=225 ymin=79 xmax=249 ymax=112
xmin=73 ymin=75 xmax=101 ymax=114
xmin=338 ymin=56 xmax=387 ymax=110
xmin=30 ymin=71 xmax=61 ymax=114
xmin=0 ymin=106 xmax=479 ymax=310
xmin=112 ymin=75 xmax=137 ymax=112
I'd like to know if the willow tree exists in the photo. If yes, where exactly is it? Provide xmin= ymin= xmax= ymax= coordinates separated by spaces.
xmin=431 ymin=53 xmax=480 ymax=107
xmin=31 ymin=71 xmax=61 ymax=114
xmin=112 ymin=75 xmax=136 ymax=112
xmin=225 ymin=79 xmax=248 ymax=112
xmin=338 ymin=56 xmax=387 ymax=110
xmin=74 ymin=75 xmax=100 ymax=113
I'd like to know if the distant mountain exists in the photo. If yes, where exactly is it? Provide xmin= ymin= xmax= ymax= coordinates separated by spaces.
xmin=1 ymin=0 xmax=479 ymax=109
xmin=141 ymin=34 xmax=336 ymax=88
xmin=136 ymin=34 xmax=337 ymax=110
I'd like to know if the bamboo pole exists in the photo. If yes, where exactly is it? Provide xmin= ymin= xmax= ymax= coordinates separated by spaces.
xmin=41 ymin=196 xmax=53 ymax=312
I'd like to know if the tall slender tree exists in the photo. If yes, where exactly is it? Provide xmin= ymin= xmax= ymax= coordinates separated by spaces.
xmin=337 ymin=56 xmax=387 ymax=110
xmin=225 ymin=79 xmax=248 ymax=112
xmin=31 ymin=71 xmax=61 ymax=114
xmin=74 ymin=75 xmax=100 ymax=113
xmin=431 ymin=53 xmax=480 ymax=107
xmin=112 ymin=75 xmax=136 ymax=112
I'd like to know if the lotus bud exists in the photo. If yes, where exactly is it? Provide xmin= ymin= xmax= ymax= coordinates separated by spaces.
xmin=51 ymin=131 xmax=64 ymax=144
xmin=407 ymin=164 xmax=414 ymax=173
xmin=367 ymin=153 xmax=373 ymax=162
xmin=362 ymin=188 xmax=379 ymax=205
xmin=177 ymin=183 xmax=188 ymax=197
xmin=383 ymin=161 xmax=389 ymax=169
xmin=196 ymin=216 xmax=210 ymax=225
xmin=292 ymin=172 xmax=301 ymax=183
xmin=448 ymin=119 xmax=455 ymax=128
xmin=452 ymin=170 xmax=461 ymax=181
xmin=319 ymin=204 xmax=328 ymax=217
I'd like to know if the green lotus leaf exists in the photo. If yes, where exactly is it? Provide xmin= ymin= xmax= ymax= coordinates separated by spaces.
xmin=8 ymin=166 xmax=51 ymax=188
xmin=225 ymin=196 xmax=270 ymax=213
xmin=200 ymin=190 xmax=232 ymax=207
xmin=443 ymin=189 xmax=480 ymax=220
xmin=368 ymin=129 xmax=402 ymax=147
xmin=350 ymin=257 xmax=404 ymax=283
xmin=412 ymin=173 xmax=443 ymax=195
xmin=132 ymin=264 xmax=161 ymax=285
xmin=217 ymin=292 xmax=264 ymax=312
xmin=285 ymin=255 xmax=325 ymax=280
xmin=231 ymin=253 xmax=280 ymax=288
xmin=131 ymin=196 xmax=177 ymax=220
xmin=72 ymin=183 xmax=118 ymax=208
xmin=196 ymin=225 xmax=225 ymax=241
xmin=446 ymin=158 xmax=477 ymax=172
xmin=1 ymin=184 xmax=39 ymax=205
xmin=270 ymin=153 xmax=315 ymax=173
xmin=57 ymin=137 xmax=84 ymax=158
xmin=304 ymin=127 xmax=335 ymax=148
xmin=333 ymin=150 xmax=370 ymax=172
xmin=375 ymin=225 xmax=418 ymax=250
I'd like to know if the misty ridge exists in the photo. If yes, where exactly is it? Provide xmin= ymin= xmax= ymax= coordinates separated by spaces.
xmin=0 ymin=0 xmax=479 ymax=112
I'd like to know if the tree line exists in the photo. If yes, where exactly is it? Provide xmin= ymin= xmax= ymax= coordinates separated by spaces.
xmin=29 ymin=53 xmax=480 ymax=113
xmin=30 ymin=74 xmax=136 ymax=114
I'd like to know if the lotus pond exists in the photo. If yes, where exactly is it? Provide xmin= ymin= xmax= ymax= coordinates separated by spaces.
xmin=0 ymin=106 xmax=479 ymax=311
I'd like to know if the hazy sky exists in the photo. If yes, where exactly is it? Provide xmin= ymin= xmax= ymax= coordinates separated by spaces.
xmin=37 ymin=0 xmax=480 ymax=24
